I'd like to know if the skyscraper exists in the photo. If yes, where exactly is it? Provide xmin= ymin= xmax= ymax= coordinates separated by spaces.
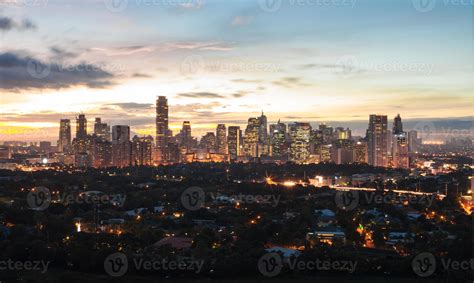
xmin=289 ymin=122 xmax=311 ymax=163
xmin=131 ymin=135 xmax=154 ymax=166
xmin=94 ymin=117 xmax=110 ymax=141
xmin=156 ymin=96 xmax=169 ymax=162
xmin=76 ymin=114 xmax=87 ymax=140
xmin=270 ymin=120 xmax=286 ymax=158
xmin=228 ymin=126 xmax=241 ymax=161
xmin=392 ymin=115 xmax=409 ymax=169
xmin=112 ymin=125 xmax=131 ymax=167
xmin=244 ymin=118 xmax=259 ymax=158
xmin=200 ymin=132 xmax=216 ymax=152
xmin=393 ymin=114 xmax=403 ymax=135
xmin=58 ymin=119 xmax=71 ymax=152
xmin=367 ymin=114 xmax=388 ymax=167
xmin=216 ymin=124 xmax=227 ymax=154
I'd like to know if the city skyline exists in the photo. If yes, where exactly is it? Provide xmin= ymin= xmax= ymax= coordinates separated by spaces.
xmin=1 ymin=0 xmax=473 ymax=142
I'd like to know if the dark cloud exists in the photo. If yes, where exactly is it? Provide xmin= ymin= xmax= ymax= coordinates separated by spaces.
xmin=273 ymin=77 xmax=310 ymax=88
xmin=106 ymin=103 xmax=153 ymax=110
xmin=176 ymin=92 xmax=225 ymax=99
xmin=50 ymin=46 xmax=77 ymax=59
xmin=132 ymin=73 xmax=152 ymax=78
xmin=0 ymin=52 xmax=115 ymax=91
xmin=0 ymin=17 xmax=36 ymax=31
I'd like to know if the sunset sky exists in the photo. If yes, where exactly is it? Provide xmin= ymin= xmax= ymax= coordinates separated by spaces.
xmin=0 ymin=0 xmax=473 ymax=142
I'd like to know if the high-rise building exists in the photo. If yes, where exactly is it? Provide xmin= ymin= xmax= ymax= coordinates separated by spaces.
xmin=131 ymin=135 xmax=153 ymax=166
xmin=112 ymin=125 xmax=131 ymax=167
xmin=178 ymin=121 xmax=193 ymax=150
xmin=58 ymin=119 xmax=71 ymax=152
xmin=319 ymin=123 xmax=334 ymax=143
xmin=92 ymin=138 xmax=112 ymax=168
xmin=392 ymin=115 xmax=409 ymax=169
xmin=244 ymin=118 xmax=259 ymax=158
xmin=289 ymin=122 xmax=311 ymax=163
xmin=200 ymin=132 xmax=216 ymax=152
xmin=367 ymin=114 xmax=388 ymax=167
xmin=270 ymin=120 xmax=286 ymax=158
xmin=228 ymin=126 xmax=241 ymax=161
xmin=408 ymin=130 xmax=419 ymax=153
xmin=94 ymin=118 xmax=111 ymax=141
xmin=156 ymin=96 xmax=169 ymax=162
xmin=334 ymin=127 xmax=351 ymax=140
xmin=76 ymin=114 xmax=87 ymax=140
xmin=258 ymin=111 xmax=268 ymax=144
xmin=393 ymin=114 xmax=403 ymax=135
xmin=354 ymin=140 xmax=368 ymax=164
xmin=216 ymin=124 xmax=227 ymax=154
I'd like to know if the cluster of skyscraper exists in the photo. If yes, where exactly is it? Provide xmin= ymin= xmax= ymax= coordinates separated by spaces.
xmin=58 ymin=116 xmax=153 ymax=167
xmin=57 ymin=96 xmax=420 ymax=168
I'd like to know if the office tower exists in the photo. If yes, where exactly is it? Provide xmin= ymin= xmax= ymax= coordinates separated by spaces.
xmin=200 ymin=132 xmax=216 ymax=152
xmin=131 ymin=135 xmax=154 ymax=166
xmin=228 ymin=126 xmax=241 ymax=161
xmin=92 ymin=138 xmax=112 ymax=168
xmin=0 ymin=146 xmax=11 ymax=159
xmin=289 ymin=122 xmax=311 ymax=163
xmin=58 ymin=119 xmax=71 ymax=152
xmin=270 ymin=120 xmax=286 ymax=157
xmin=393 ymin=114 xmax=403 ymax=135
xmin=178 ymin=121 xmax=192 ymax=150
xmin=392 ymin=115 xmax=409 ymax=168
xmin=334 ymin=127 xmax=351 ymax=140
xmin=319 ymin=123 xmax=334 ymax=143
xmin=156 ymin=96 xmax=169 ymax=162
xmin=94 ymin=118 xmax=111 ymax=141
xmin=258 ymin=111 xmax=268 ymax=144
xmin=76 ymin=114 xmax=87 ymax=140
xmin=367 ymin=114 xmax=388 ymax=167
xmin=216 ymin=124 xmax=227 ymax=154
xmin=112 ymin=125 xmax=131 ymax=167
xmin=354 ymin=140 xmax=368 ymax=163
xmin=244 ymin=118 xmax=259 ymax=158
xmin=393 ymin=134 xmax=409 ymax=168
xmin=408 ymin=130 xmax=419 ymax=153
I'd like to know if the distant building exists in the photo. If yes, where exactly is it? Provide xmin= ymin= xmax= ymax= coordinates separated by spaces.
xmin=270 ymin=120 xmax=286 ymax=158
xmin=156 ymin=96 xmax=169 ymax=163
xmin=244 ymin=118 xmax=259 ymax=158
xmin=112 ymin=125 xmax=131 ymax=167
xmin=131 ymin=136 xmax=153 ymax=166
xmin=227 ymin=126 xmax=241 ymax=161
xmin=0 ymin=146 xmax=11 ymax=159
xmin=289 ymin=122 xmax=311 ymax=163
xmin=367 ymin=114 xmax=388 ymax=167
xmin=94 ymin=118 xmax=111 ymax=141
xmin=76 ymin=114 xmax=87 ymax=140
xmin=216 ymin=124 xmax=227 ymax=154
xmin=58 ymin=119 xmax=71 ymax=152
